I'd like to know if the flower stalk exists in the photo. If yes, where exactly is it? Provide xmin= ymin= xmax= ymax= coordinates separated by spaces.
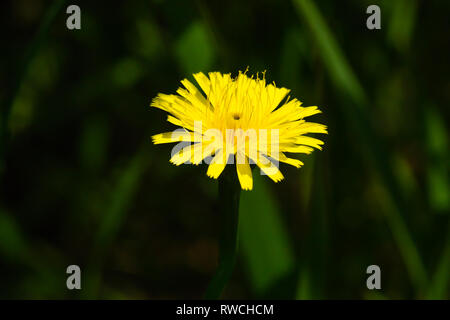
xmin=204 ymin=166 xmax=241 ymax=299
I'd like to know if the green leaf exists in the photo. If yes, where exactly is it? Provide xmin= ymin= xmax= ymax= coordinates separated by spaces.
xmin=175 ymin=21 xmax=215 ymax=75
xmin=239 ymin=172 xmax=295 ymax=296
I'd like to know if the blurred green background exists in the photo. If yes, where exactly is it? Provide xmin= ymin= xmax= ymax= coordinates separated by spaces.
xmin=1 ymin=0 xmax=449 ymax=299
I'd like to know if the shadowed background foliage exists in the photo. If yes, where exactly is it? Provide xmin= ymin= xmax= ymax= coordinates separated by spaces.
xmin=0 ymin=0 xmax=449 ymax=299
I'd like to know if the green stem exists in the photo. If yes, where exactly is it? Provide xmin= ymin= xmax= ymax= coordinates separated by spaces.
xmin=204 ymin=167 xmax=241 ymax=299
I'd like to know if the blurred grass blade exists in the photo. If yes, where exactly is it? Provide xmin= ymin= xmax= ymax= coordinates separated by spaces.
xmin=84 ymin=149 xmax=147 ymax=298
xmin=279 ymin=27 xmax=305 ymax=86
xmin=296 ymin=265 xmax=312 ymax=299
xmin=79 ymin=117 xmax=109 ymax=173
xmin=95 ymin=154 xmax=145 ymax=249
xmin=295 ymin=156 xmax=328 ymax=299
xmin=377 ymin=183 xmax=428 ymax=292
xmin=195 ymin=0 xmax=231 ymax=68
xmin=292 ymin=0 xmax=427 ymax=291
xmin=1 ymin=0 xmax=66 ymax=174
xmin=0 ymin=210 xmax=68 ymax=299
xmin=427 ymin=222 xmax=450 ymax=299
xmin=387 ymin=0 xmax=418 ymax=53
xmin=239 ymin=172 xmax=295 ymax=296
xmin=0 ymin=210 xmax=29 ymax=263
xmin=292 ymin=0 xmax=366 ymax=107
xmin=425 ymin=106 xmax=449 ymax=213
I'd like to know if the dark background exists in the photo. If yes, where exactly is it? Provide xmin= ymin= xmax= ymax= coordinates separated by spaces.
xmin=0 ymin=0 xmax=448 ymax=299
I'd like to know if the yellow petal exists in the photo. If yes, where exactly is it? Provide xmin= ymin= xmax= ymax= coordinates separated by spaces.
xmin=296 ymin=122 xmax=328 ymax=134
xmin=178 ymin=78 xmax=209 ymax=110
xmin=283 ymin=145 xmax=314 ymax=154
xmin=264 ymin=83 xmax=290 ymax=113
xmin=277 ymin=153 xmax=303 ymax=168
xmin=167 ymin=115 xmax=183 ymax=127
xmin=169 ymin=144 xmax=194 ymax=166
xmin=236 ymin=156 xmax=253 ymax=190
xmin=191 ymin=141 xmax=214 ymax=165
xmin=206 ymin=149 xmax=226 ymax=179
xmin=299 ymin=106 xmax=322 ymax=118
xmin=193 ymin=72 xmax=212 ymax=96
xmin=295 ymin=136 xmax=324 ymax=149
xmin=152 ymin=131 xmax=202 ymax=144
xmin=253 ymin=154 xmax=284 ymax=183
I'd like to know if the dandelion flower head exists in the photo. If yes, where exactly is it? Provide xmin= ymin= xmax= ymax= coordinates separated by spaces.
xmin=151 ymin=70 xmax=327 ymax=190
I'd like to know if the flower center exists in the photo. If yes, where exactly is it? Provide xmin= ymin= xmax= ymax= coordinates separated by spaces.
xmin=231 ymin=112 xmax=241 ymax=120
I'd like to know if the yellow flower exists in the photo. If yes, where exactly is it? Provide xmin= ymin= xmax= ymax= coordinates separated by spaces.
xmin=151 ymin=71 xmax=327 ymax=190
